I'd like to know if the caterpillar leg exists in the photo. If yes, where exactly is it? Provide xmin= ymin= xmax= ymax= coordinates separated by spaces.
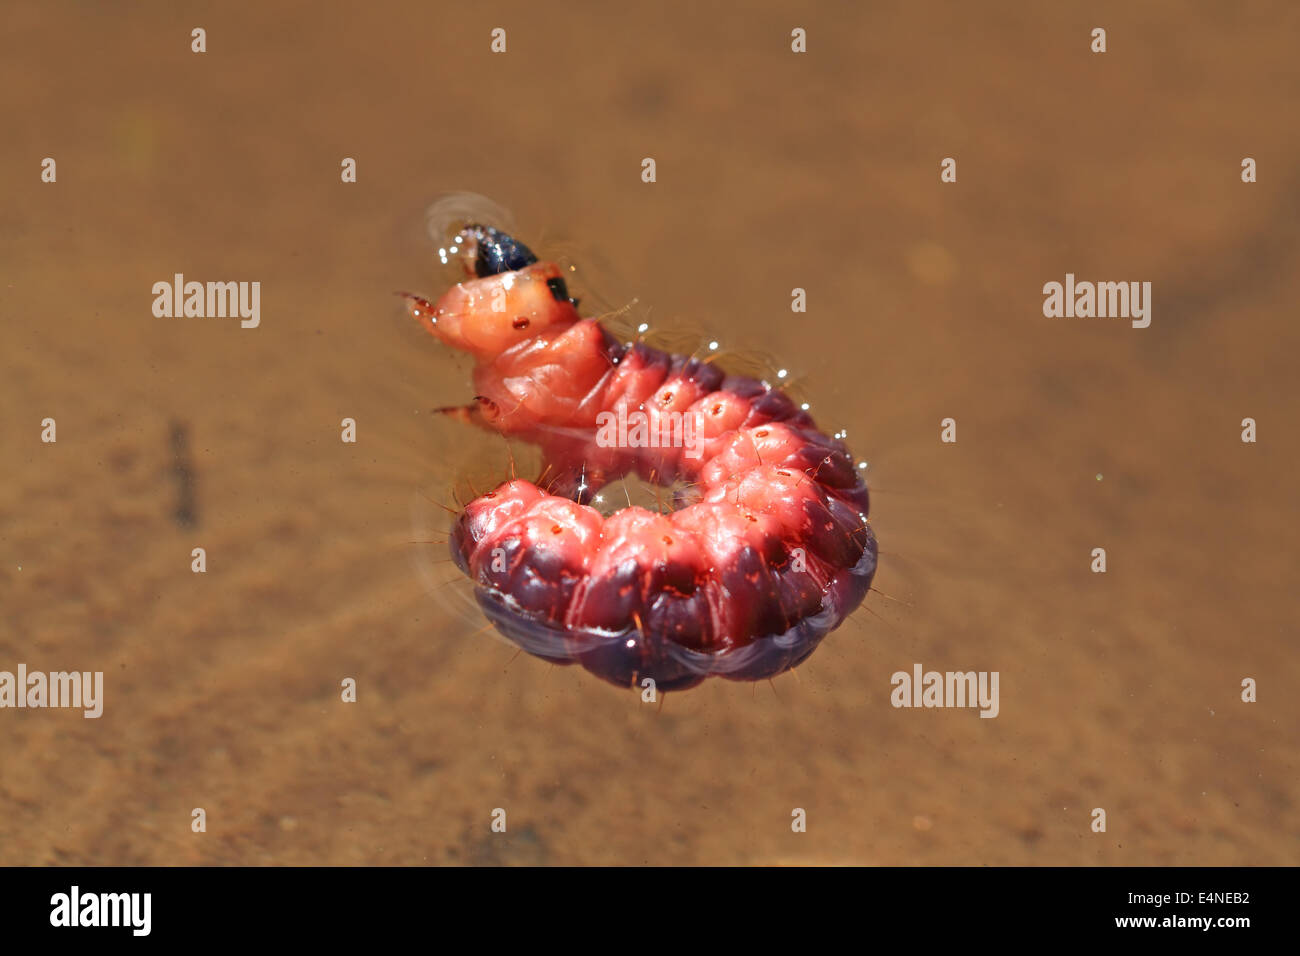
xmin=433 ymin=399 xmax=500 ymax=431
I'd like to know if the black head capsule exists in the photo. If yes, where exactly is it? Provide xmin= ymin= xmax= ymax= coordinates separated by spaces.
xmin=463 ymin=223 xmax=537 ymax=277
xmin=461 ymin=223 xmax=578 ymax=307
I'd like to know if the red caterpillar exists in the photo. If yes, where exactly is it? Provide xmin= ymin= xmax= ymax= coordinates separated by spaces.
xmin=404 ymin=224 xmax=877 ymax=692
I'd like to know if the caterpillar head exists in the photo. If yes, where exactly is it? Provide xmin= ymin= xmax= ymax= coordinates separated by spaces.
xmin=406 ymin=224 xmax=580 ymax=361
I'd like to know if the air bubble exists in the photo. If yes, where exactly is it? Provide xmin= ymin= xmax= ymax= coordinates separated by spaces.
xmin=426 ymin=192 xmax=516 ymax=246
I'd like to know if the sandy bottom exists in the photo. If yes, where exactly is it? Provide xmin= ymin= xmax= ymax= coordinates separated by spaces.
xmin=1 ymin=1 xmax=1297 ymax=864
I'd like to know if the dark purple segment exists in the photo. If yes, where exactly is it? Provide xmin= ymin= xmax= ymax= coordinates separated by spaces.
xmin=642 ymin=586 xmax=715 ymax=651
xmin=823 ymin=522 xmax=877 ymax=632
xmin=473 ymin=535 xmax=583 ymax=626
xmin=778 ymin=429 xmax=860 ymax=493
xmin=568 ymin=556 xmax=710 ymax=645
xmin=713 ymin=545 xmax=790 ymax=641
xmin=576 ymin=632 xmax=709 ymax=693
xmin=612 ymin=341 xmax=673 ymax=385
xmin=718 ymin=374 xmax=815 ymax=430
xmin=767 ymin=562 xmax=829 ymax=624
xmin=569 ymin=556 xmax=644 ymax=631
xmin=472 ymin=589 xmax=576 ymax=667
xmin=666 ymin=352 xmax=726 ymax=393
xmin=464 ymin=519 xmax=878 ymax=691
xmin=834 ymin=481 xmax=871 ymax=515
xmin=799 ymin=495 xmax=868 ymax=568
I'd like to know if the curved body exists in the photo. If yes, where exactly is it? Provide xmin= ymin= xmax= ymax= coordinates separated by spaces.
xmin=406 ymin=227 xmax=876 ymax=691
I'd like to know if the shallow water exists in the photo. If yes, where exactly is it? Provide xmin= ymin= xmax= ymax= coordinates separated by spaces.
xmin=1 ymin=1 xmax=1297 ymax=864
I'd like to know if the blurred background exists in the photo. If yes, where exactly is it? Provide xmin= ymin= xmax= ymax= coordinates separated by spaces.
xmin=1 ymin=0 xmax=1297 ymax=864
